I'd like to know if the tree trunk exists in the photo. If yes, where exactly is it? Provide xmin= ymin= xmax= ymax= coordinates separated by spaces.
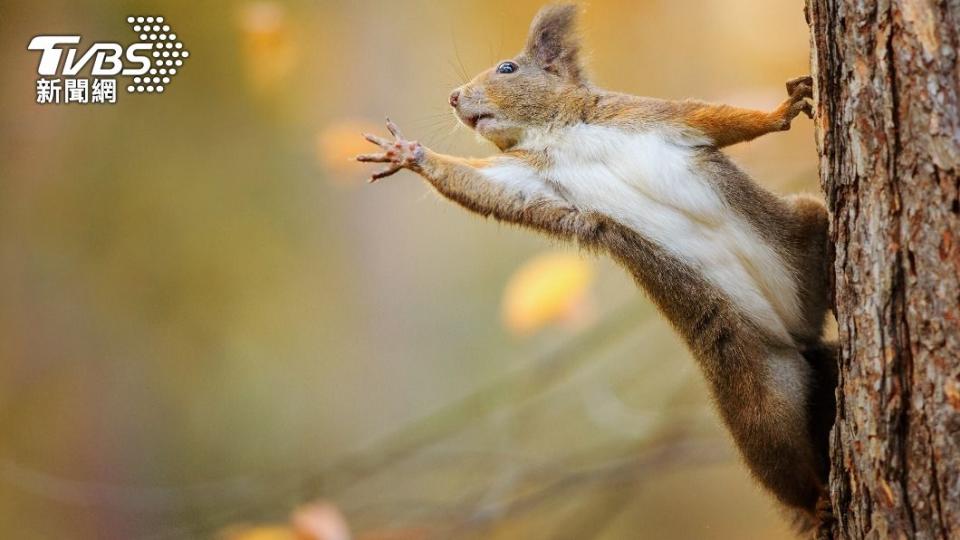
xmin=807 ymin=0 xmax=960 ymax=538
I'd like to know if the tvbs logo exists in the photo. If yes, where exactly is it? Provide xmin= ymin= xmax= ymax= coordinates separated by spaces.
xmin=28 ymin=16 xmax=189 ymax=105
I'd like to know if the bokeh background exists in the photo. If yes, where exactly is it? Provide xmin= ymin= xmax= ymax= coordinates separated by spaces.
xmin=0 ymin=1 xmax=819 ymax=538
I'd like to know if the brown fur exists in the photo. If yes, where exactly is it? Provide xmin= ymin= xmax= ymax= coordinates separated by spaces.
xmin=357 ymin=3 xmax=835 ymax=524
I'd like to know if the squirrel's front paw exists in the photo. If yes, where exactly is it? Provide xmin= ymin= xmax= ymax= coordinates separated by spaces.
xmin=785 ymin=76 xmax=813 ymax=98
xmin=775 ymin=76 xmax=814 ymax=130
xmin=356 ymin=118 xmax=425 ymax=182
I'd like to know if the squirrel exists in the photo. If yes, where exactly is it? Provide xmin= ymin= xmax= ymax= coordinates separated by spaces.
xmin=356 ymin=3 xmax=837 ymax=527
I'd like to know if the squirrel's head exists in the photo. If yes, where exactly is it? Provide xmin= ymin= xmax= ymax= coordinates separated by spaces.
xmin=449 ymin=3 xmax=589 ymax=150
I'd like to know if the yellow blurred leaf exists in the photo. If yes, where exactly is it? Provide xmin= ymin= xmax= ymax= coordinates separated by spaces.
xmin=501 ymin=252 xmax=594 ymax=336
xmin=357 ymin=527 xmax=433 ymax=540
xmin=292 ymin=501 xmax=351 ymax=540
xmin=219 ymin=500 xmax=351 ymax=540
xmin=218 ymin=525 xmax=299 ymax=540
xmin=238 ymin=2 xmax=298 ymax=95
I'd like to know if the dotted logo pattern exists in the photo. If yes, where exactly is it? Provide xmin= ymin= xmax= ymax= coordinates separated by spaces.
xmin=125 ymin=16 xmax=189 ymax=94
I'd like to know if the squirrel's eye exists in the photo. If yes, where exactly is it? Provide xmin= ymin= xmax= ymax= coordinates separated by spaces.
xmin=496 ymin=61 xmax=518 ymax=74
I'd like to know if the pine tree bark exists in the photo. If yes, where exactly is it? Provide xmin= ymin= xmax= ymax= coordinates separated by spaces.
xmin=807 ymin=0 xmax=960 ymax=538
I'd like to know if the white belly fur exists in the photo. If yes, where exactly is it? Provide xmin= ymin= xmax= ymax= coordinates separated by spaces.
xmin=521 ymin=124 xmax=802 ymax=346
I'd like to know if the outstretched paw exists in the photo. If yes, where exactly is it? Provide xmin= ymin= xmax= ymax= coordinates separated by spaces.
xmin=776 ymin=75 xmax=814 ymax=130
xmin=356 ymin=118 xmax=424 ymax=182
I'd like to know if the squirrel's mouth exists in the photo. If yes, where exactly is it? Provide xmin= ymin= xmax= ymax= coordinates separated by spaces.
xmin=465 ymin=113 xmax=494 ymax=129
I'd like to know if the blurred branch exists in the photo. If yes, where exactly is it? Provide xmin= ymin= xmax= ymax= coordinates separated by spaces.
xmin=309 ymin=301 xmax=653 ymax=495
xmin=443 ymin=433 xmax=729 ymax=537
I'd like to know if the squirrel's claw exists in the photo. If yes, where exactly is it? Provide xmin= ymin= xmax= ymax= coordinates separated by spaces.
xmin=385 ymin=117 xmax=404 ymax=139
xmin=369 ymin=164 xmax=402 ymax=182
xmin=358 ymin=119 xmax=422 ymax=182
xmin=785 ymin=76 xmax=813 ymax=97
xmin=774 ymin=76 xmax=814 ymax=129
xmin=356 ymin=152 xmax=393 ymax=163
xmin=363 ymin=133 xmax=392 ymax=149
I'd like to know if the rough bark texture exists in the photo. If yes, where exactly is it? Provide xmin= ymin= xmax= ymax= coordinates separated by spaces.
xmin=807 ymin=0 xmax=960 ymax=538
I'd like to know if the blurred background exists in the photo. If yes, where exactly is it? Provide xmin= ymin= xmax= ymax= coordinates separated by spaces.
xmin=0 ymin=1 xmax=819 ymax=538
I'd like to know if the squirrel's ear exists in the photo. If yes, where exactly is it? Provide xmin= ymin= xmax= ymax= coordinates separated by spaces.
xmin=524 ymin=3 xmax=584 ymax=82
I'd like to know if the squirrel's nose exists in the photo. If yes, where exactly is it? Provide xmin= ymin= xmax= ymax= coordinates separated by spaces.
xmin=449 ymin=90 xmax=460 ymax=108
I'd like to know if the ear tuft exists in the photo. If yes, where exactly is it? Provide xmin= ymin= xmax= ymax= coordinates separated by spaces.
xmin=524 ymin=3 xmax=584 ymax=82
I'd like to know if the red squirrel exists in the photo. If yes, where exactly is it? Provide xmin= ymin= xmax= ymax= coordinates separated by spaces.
xmin=356 ymin=3 xmax=836 ymax=527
